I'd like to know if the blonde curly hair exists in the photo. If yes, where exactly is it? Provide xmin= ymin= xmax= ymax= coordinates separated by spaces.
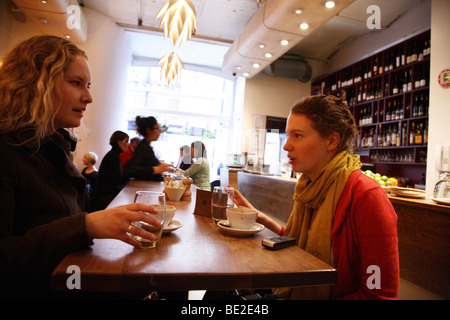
xmin=0 ymin=35 xmax=87 ymax=146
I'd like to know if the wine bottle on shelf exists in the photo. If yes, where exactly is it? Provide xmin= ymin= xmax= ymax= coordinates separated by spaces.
xmin=424 ymin=40 xmax=430 ymax=57
xmin=406 ymin=44 xmax=412 ymax=64
xmin=413 ymin=96 xmax=419 ymax=117
xmin=389 ymin=52 xmax=394 ymax=71
xmin=410 ymin=122 xmax=415 ymax=145
xmin=424 ymin=121 xmax=428 ymax=144
xmin=411 ymin=42 xmax=418 ymax=63
xmin=386 ymin=126 xmax=392 ymax=147
xmin=386 ymin=101 xmax=392 ymax=121
xmin=392 ymin=75 xmax=399 ymax=95
xmin=415 ymin=122 xmax=423 ymax=145
xmin=407 ymin=69 xmax=412 ymax=91
xmin=418 ymin=94 xmax=424 ymax=117
xmin=373 ymin=56 xmax=378 ymax=76
xmin=396 ymin=48 xmax=402 ymax=68
xmin=402 ymin=122 xmax=407 ymax=146
xmin=420 ymin=67 xmax=427 ymax=88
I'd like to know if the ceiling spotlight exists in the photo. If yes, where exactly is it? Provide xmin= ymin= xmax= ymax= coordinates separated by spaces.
xmin=259 ymin=44 xmax=265 ymax=48
xmin=280 ymin=40 xmax=289 ymax=46
xmin=236 ymin=66 xmax=242 ymax=70
xmin=265 ymin=53 xmax=272 ymax=58
xmin=253 ymin=63 xmax=260 ymax=68
xmin=243 ymin=72 xmax=250 ymax=77
xmin=65 ymin=34 xmax=71 ymax=39
xmin=300 ymin=23 xmax=309 ymax=30
xmin=325 ymin=1 xmax=335 ymax=8
xmin=294 ymin=9 xmax=302 ymax=14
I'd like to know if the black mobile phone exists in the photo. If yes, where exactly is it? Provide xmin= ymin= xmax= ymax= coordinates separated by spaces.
xmin=262 ymin=236 xmax=296 ymax=250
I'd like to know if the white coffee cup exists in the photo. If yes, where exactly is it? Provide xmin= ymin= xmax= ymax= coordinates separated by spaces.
xmin=226 ymin=207 xmax=257 ymax=230
xmin=163 ymin=205 xmax=176 ymax=227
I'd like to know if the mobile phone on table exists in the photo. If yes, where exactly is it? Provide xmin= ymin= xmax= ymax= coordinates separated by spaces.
xmin=262 ymin=236 xmax=296 ymax=250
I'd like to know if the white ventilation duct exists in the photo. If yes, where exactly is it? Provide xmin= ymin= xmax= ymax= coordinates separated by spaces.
xmin=222 ymin=0 xmax=355 ymax=78
xmin=11 ymin=0 xmax=87 ymax=43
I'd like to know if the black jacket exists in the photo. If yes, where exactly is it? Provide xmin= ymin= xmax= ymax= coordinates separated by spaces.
xmin=123 ymin=140 xmax=163 ymax=181
xmin=0 ymin=129 xmax=93 ymax=298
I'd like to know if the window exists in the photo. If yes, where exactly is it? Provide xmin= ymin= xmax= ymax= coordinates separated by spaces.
xmin=125 ymin=65 xmax=244 ymax=180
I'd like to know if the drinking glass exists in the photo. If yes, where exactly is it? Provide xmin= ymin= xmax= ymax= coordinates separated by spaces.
xmin=132 ymin=191 xmax=166 ymax=248
xmin=211 ymin=186 xmax=234 ymax=225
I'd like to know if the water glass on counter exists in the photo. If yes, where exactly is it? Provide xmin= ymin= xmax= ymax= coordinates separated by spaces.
xmin=211 ymin=186 xmax=234 ymax=225
xmin=132 ymin=191 xmax=166 ymax=248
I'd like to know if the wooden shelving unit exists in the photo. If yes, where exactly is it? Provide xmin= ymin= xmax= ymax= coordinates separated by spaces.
xmin=311 ymin=30 xmax=430 ymax=186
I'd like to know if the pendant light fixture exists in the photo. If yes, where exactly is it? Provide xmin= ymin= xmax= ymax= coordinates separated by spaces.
xmin=155 ymin=0 xmax=197 ymax=85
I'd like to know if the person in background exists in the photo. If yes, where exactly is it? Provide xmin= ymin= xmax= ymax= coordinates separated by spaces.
xmin=0 ymin=36 xmax=161 ymax=298
xmin=234 ymin=94 xmax=399 ymax=300
xmin=176 ymin=144 xmax=193 ymax=170
xmin=120 ymin=136 xmax=140 ymax=170
xmin=178 ymin=141 xmax=210 ymax=191
xmin=89 ymin=131 xmax=129 ymax=212
xmin=81 ymin=151 xmax=98 ymax=201
xmin=123 ymin=116 xmax=173 ymax=181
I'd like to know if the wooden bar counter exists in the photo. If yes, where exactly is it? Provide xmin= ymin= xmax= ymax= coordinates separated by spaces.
xmin=388 ymin=194 xmax=450 ymax=299
xmin=51 ymin=180 xmax=337 ymax=294
xmin=238 ymin=171 xmax=450 ymax=299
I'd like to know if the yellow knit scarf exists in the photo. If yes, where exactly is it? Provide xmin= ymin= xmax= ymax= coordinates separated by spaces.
xmin=278 ymin=151 xmax=361 ymax=300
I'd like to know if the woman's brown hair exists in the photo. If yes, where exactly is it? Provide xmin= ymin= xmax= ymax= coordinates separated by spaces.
xmin=290 ymin=94 xmax=357 ymax=153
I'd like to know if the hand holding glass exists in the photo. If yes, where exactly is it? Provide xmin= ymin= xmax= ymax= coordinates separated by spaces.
xmin=132 ymin=191 xmax=166 ymax=248
xmin=211 ymin=186 xmax=234 ymax=224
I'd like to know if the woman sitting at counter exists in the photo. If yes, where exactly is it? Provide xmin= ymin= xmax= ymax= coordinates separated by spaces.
xmin=0 ymin=36 xmax=162 ymax=298
xmin=123 ymin=116 xmax=173 ymax=181
xmin=234 ymin=94 xmax=399 ymax=300
xmin=177 ymin=141 xmax=210 ymax=191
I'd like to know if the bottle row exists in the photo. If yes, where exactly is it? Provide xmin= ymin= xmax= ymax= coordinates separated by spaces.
xmin=370 ymin=149 xmax=427 ymax=164
xmin=357 ymin=92 xmax=429 ymax=126
xmin=355 ymin=120 xmax=428 ymax=149
xmin=344 ymin=62 xmax=429 ymax=106
xmin=318 ymin=32 xmax=430 ymax=95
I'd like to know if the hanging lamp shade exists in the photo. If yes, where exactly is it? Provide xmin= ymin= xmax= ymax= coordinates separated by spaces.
xmin=157 ymin=52 xmax=184 ymax=85
xmin=155 ymin=0 xmax=197 ymax=48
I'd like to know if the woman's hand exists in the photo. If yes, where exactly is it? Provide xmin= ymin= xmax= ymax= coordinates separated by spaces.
xmin=233 ymin=188 xmax=256 ymax=210
xmin=85 ymin=203 xmax=161 ymax=248
xmin=233 ymin=187 xmax=283 ymax=235
xmin=153 ymin=162 xmax=173 ymax=174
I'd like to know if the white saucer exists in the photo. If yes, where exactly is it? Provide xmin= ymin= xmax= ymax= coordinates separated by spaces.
xmin=430 ymin=197 xmax=450 ymax=206
xmin=163 ymin=220 xmax=183 ymax=234
xmin=217 ymin=220 xmax=264 ymax=236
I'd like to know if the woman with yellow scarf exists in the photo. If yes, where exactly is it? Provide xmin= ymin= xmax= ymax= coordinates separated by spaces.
xmin=235 ymin=95 xmax=399 ymax=299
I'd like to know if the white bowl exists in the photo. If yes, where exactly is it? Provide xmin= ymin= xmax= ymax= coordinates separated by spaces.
xmin=163 ymin=205 xmax=176 ymax=227
xmin=165 ymin=186 xmax=186 ymax=201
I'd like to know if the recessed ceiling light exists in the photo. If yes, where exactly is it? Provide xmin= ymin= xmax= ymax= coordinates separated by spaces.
xmin=236 ymin=66 xmax=242 ymax=70
xmin=294 ymin=9 xmax=302 ymax=14
xmin=253 ymin=63 xmax=260 ymax=68
xmin=265 ymin=53 xmax=272 ymax=58
xmin=243 ymin=72 xmax=250 ymax=77
xmin=65 ymin=34 xmax=71 ymax=39
xmin=300 ymin=23 xmax=309 ymax=30
xmin=259 ymin=44 xmax=265 ymax=48
xmin=280 ymin=40 xmax=289 ymax=46
xmin=325 ymin=1 xmax=335 ymax=8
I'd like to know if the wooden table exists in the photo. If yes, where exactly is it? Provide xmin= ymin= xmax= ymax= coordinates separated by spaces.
xmin=51 ymin=181 xmax=337 ymax=294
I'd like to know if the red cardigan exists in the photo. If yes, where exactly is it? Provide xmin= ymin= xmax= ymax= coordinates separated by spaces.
xmin=331 ymin=170 xmax=399 ymax=299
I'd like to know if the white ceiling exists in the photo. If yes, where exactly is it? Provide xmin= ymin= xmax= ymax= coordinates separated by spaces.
xmin=12 ymin=0 xmax=429 ymax=73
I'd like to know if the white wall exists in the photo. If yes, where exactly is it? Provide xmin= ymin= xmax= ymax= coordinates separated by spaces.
xmin=73 ymin=8 xmax=132 ymax=169
xmin=426 ymin=0 xmax=450 ymax=195
xmin=240 ymin=73 xmax=311 ymax=152
xmin=0 ymin=5 xmax=132 ymax=169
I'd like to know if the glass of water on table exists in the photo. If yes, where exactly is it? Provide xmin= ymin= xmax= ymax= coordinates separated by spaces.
xmin=132 ymin=191 xmax=166 ymax=248
xmin=211 ymin=186 xmax=234 ymax=225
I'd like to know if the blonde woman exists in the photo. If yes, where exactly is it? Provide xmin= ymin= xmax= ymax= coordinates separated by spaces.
xmin=0 ymin=36 xmax=161 ymax=298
